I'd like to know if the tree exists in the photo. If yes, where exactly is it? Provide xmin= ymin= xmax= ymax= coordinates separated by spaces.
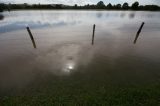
xmin=107 ymin=3 xmax=112 ymax=9
xmin=144 ymin=5 xmax=160 ymax=11
xmin=97 ymin=1 xmax=105 ymax=8
xmin=0 ymin=3 xmax=5 ymax=12
xmin=74 ymin=4 xmax=77 ymax=8
xmin=55 ymin=4 xmax=62 ymax=9
xmin=122 ymin=2 xmax=129 ymax=10
xmin=131 ymin=1 xmax=139 ymax=10
xmin=115 ymin=4 xmax=121 ymax=9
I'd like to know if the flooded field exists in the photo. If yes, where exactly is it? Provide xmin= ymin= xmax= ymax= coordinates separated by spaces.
xmin=0 ymin=10 xmax=160 ymax=105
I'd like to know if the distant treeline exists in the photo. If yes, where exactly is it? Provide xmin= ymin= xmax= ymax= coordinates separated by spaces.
xmin=1 ymin=1 xmax=160 ymax=12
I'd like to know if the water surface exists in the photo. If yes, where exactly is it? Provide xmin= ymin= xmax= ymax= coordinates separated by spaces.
xmin=0 ymin=10 xmax=160 ymax=94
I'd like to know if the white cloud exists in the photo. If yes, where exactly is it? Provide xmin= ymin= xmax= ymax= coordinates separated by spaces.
xmin=47 ymin=0 xmax=92 ymax=5
xmin=1 ymin=0 xmax=92 ymax=5
xmin=1 ymin=0 xmax=160 ymax=5
xmin=119 ymin=0 xmax=160 ymax=5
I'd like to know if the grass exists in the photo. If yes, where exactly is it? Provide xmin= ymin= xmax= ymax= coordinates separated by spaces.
xmin=0 ymin=73 xmax=160 ymax=106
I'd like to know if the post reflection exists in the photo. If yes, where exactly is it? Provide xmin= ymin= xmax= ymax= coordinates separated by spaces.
xmin=129 ymin=12 xmax=135 ymax=19
xmin=0 ymin=14 xmax=4 ymax=21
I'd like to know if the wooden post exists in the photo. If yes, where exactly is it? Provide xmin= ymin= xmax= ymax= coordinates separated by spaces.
xmin=26 ymin=27 xmax=36 ymax=48
xmin=92 ymin=24 xmax=96 ymax=45
xmin=134 ymin=22 xmax=145 ymax=44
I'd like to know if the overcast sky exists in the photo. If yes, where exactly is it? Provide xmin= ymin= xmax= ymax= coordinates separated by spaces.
xmin=1 ymin=0 xmax=160 ymax=6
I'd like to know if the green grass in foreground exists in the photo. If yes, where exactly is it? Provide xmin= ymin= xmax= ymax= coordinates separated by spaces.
xmin=1 ymin=81 xmax=160 ymax=106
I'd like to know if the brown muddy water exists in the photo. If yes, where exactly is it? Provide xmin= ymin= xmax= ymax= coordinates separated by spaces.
xmin=0 ymin=10 xmax=160 ymax=96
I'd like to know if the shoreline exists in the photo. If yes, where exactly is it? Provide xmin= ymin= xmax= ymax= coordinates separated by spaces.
xmin=2 ymin=9 xmax=160 ymax=12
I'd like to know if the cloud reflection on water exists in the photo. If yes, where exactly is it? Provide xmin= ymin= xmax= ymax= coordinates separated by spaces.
xmin=1 ymin=10 xmax=160 ymax=34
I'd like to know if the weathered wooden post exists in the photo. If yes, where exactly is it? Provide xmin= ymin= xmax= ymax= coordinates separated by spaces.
xmin=134 ymin=22 xmax=145 ymax=44
xmin=26 ymin=26 xmax=36 ymax=48
xmin=92 ymin=24 xmax=96 ymax=45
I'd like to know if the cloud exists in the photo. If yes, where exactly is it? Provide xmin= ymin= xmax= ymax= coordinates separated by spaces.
xmin=1 ymin=0 xmax=160 ymax=5
xmin=47 ymin=0 xmax=93 ymax=5
xmin=1 ymin=0 xmax=92 ymax=5
xmin=119 ymin=0 xmax=160 ymax=5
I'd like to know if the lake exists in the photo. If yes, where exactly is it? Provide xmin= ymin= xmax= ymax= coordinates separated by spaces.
xmin=0 ymin=10 xmax=160 ymax=105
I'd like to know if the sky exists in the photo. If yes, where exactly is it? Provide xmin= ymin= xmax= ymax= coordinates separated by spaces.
xmin=0 ymin=0 xmax=160 ymax=6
